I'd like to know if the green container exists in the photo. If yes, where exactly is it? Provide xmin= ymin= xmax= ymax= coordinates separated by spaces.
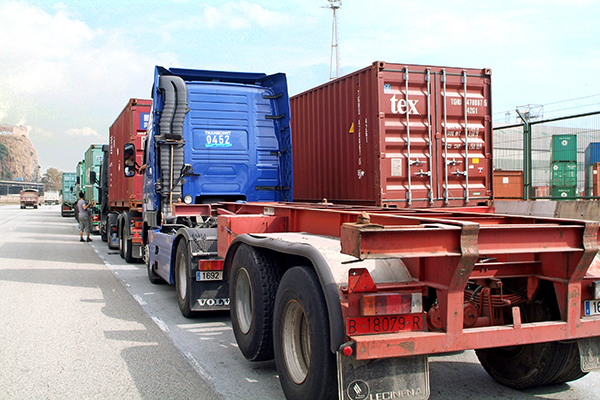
xmin=83 ymin=144 xmax=104 ymax=203
xmin=551 ymin=186 xmax=577 ymax=199
xmin=550 ymin=161 xmax=577 ymax=187
xmin=551 ymin=134 xmax=577 ymax=162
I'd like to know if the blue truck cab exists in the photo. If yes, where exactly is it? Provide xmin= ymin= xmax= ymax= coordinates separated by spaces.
xmin=130 ymin=66 xmax=292 ymax=316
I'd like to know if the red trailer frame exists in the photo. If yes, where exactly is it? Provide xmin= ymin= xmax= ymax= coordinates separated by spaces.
xmin=208 ymin=202 xmax=600 ymax=356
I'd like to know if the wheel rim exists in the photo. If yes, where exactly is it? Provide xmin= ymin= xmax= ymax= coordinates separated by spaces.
xmin=281 ymin=300 xmax=310 ymax=384
xmin=235 ymin=268 xmax=253 ymax=334
xmin=177 ymin=252 xmax=187 ymax=300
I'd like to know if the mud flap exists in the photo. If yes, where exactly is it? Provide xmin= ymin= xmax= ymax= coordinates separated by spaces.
xmin=190 ymin=280 xmax=230 ymax=311
xmin=578 ymin=336 xmax=600 ymax=372
xmin=337 ymin=353 xmax=429 ymax=400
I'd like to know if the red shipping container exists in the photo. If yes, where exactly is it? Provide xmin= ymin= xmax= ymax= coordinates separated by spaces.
xmin=291 ymin=61 xmax=492 ymax=208
xmin=108 ymin=98 xmax=152 ymax=210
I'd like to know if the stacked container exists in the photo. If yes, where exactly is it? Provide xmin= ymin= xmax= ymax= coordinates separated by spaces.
xmin=550 ymin=134 xmax=577 ymax=199
xmin=584 ymin=142 xmax=600 ymax=196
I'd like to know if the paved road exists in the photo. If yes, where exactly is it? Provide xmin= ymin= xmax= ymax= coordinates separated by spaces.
xmin=1 ymin=204 xmax=599 ymax=399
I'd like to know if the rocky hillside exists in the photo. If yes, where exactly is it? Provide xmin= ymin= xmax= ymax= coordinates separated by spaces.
xmin=0 ymin=125 xmax=41 ymax=182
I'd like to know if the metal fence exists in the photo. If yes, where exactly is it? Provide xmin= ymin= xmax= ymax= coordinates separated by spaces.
xmin=493 ymin=111 xmax=600 ymax=200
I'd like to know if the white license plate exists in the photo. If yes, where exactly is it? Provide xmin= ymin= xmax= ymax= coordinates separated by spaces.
xmin=196 ymin=271 xmax=223 ymax=281
xmin=584 ymin=300 xmax=600 ymax=316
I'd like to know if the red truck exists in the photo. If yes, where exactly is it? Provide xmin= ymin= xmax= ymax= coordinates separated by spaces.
xmin=20 ymin=189 xmax=39 ymax=209
xmin=100 ymin=98 xmax=151 ymax=262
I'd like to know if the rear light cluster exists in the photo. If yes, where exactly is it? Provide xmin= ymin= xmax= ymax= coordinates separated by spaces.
xmin=130 ymin=219 xmax=142 ymax=230
xmin=361 ymin=292 xmax=423 ymax=316
xmin=199 ymin=260 xmax=224 ymax=271
xmin=92 ymin=215 xmax=100 ymax=222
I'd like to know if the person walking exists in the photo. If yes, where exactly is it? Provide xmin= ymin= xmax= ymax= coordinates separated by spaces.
xmin=77 ymin=192 xmax=93 ymax=242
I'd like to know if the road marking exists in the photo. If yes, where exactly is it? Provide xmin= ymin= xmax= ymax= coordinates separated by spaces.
xmin=184 ymin=352 xmax=213 ymax=381
xmin=152 ymin=316 xmax=170 ymax=333
xmin=245 ymin=378 xmax=258 ymax=383
xmin=133 ymin=294 xmax=146 ymax=305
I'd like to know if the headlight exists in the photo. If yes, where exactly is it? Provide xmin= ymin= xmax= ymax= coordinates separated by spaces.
xmin=183 ymin=195 xmax=193 ymax=204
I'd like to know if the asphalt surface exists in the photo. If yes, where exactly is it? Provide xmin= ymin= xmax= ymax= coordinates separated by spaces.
xmin=1 ymin=204 xmax=599 ymax=400
xmin=0 ymin=205 xmax=223 ymax=399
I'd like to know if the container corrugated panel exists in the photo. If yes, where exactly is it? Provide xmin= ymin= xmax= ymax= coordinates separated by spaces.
xmin=493 ymin=170 xmax=523 ymax=199
xmin=291 ymin=61 xmax=492 ymax=208
xmin=61 ymin=172 xmax=77 ymax=203
xmin=585 ymin=142 xmax=600 ymax=168
xmin=551 ymin=134 xmax=577 ymax=162
xmin=109 ymin=99 xmax=151 ymax=209
xmin=550 ymin=161 xmax=577 ymax=187
xmin=592 ymin=163 xmax=600 ymax=196
xmin=84 ymin=145 xmax=105 ymax=203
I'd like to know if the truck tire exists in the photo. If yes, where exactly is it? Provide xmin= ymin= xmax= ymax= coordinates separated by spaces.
xmin=548 ymin=341 xmax=588 ymax=384
xmin=175 ymin=240 xmax=197 ymax=318
xmin=123 ymin=234 xmax=135 ymax=263
xmin=100 ymin=217 xmax=107 ymax=242
xmin=476 ymin=299 xmax=570 ymax=389
xmin=273 ymin=266 xmax=336 ymax=400
xmin=146 ymin=244 xmax=162 ymax=284
xmin=230 ymin=244 xmax=280 ymax=362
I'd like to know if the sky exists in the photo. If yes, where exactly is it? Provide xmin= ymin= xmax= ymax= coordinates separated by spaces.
xmin=0 ymin=0 xmax=599 ymax=173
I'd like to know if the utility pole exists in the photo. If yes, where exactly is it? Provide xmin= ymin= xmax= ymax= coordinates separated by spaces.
xmin=322 ymin=1 xmax=341 ymax=79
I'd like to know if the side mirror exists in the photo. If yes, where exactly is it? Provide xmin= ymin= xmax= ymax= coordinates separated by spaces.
xmin=124 ymin=143 xmax=136 ymax=177
xmin=90 ymin=171 xmax=97 ymax=184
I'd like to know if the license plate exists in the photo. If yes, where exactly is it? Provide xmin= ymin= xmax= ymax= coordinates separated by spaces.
xmin=584 ymin=300 xmax=600 ymax=316
xmin=347 ymin=314 xmax=424 ymax=335
xmin=196 ymin=271 xmax=223 ymax=281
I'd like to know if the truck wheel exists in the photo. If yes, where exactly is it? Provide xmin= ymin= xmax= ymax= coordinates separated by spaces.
xmin=123 ymin=235 xmax=135 ymax=263
xmin=230 ymin=244 xmax=280 ymax=361
xmin=476 ymin=299 xmax=570 ymax=389
xmin=548 ymin=341 xmax=588 ymax=384
xmin=146 ymin=244 xmax=162 ymax=284
xmin=273 ymin=266 xmax=336 ymax=400
xmin=100 ymin=219 xmax=107 ymax=242
xmin=175 ymin=240 xmax=197 ymax=318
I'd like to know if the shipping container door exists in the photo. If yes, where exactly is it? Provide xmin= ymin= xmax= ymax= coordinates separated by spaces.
xmin=378 ymin=64 xmax=491 ymax=207
xmin=379 ymin=66 xmax=434 ymax=206
xmin=434 ymin=67 xmax=491 ymax=205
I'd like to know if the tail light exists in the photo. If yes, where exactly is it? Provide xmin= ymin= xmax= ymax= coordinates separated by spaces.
xmin=362 ymin=292 xmax=423 ymax=316
xmin=130 ymin=219 xmax=142 ymax=230
xmin=345 ymin=268 xmax=426 ymax=336
xmin=92 ymin=215 xmax=99 ymax=222
xmin=199 ymin=260 xmax=224 ymax=271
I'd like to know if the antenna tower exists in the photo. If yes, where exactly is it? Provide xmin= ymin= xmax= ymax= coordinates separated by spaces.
xmin=322 ymin=1 xmax=341 ymax=79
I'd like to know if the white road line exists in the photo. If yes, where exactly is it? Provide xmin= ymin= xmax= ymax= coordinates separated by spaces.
xmin=133 ymin=294 xmax=147 ymax=305
xmin=184 ymin=352 xmax=213 ymax=381
xmin=152 ymin=316 xmax=170 ymax=333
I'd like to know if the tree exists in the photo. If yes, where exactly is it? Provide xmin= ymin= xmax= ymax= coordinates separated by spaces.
xmin=42 ymin=167 xmax=63 ymax=191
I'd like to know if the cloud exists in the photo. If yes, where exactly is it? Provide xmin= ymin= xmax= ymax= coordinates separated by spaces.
xmin=203 ymin=1 xmax=288 ymax=30
xmin=0 ymin=1 xmax=159 ymax=170
xmin=65 ymin=127 xmax=102 ymax=138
